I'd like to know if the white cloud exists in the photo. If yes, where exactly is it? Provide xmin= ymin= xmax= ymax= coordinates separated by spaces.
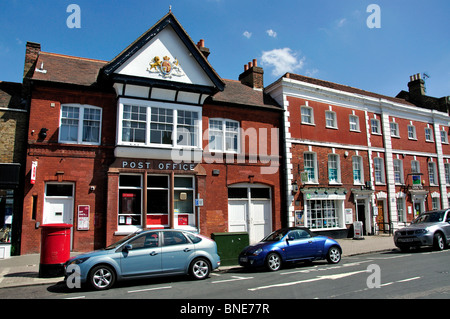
xmin=243 ymin=31 xmax=252 ymax=39
xmin=261 ymin=48 xmax=305 ymax=76
xmin=337 ymin=18 xmax=347 ymax=27
xmin=266 ymin=29 xmax=277 ymax=38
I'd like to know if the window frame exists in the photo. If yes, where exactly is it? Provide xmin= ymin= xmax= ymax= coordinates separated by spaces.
xmin=352 ymin=156 xmax=364 ymax=185
xmin=59 ymin=104 xmax=102 ymax=145
xmin=301 ymin=106 xmax=314 ymax=125
xmin=440 ymin=130 xmax=449 ymax=144
xmin=407 ymin=125 xmax=417 ymax=140
xmin=374 ymin=157 xmax=386 ymax=184
xmin=370 ymin=118 xmax=381 ymax=135
xmin=390 ymin=122 xmax=399 ymax=138
xmin=349 ymin=115 xmax=360 ymax=132
xmin=117 ymin=98 xmax=202 ymax=149
xmin=208 ymin=118 xmax=240 ymax=153
xmin=428 ymin=161 xmax=437 ymax=186
xmin=328 ymin=154 xmax=341 ymax=184
xmin=325 ymin=111 xmax=337 ymax=129
xmin=303 ymin=152 xmax=318 ymax=184
xmin=424 ymin=127 xmax=433 ymax=142
xmin=393 ymin=159 xmax=404 ymax=185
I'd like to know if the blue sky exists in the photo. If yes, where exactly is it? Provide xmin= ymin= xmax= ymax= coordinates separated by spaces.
xmin=0 ymin=0 xmax=449 ymax=98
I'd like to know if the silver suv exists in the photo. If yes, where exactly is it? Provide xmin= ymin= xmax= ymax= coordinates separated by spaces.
xmin=394 ymin=210 xmax=450 ymax=252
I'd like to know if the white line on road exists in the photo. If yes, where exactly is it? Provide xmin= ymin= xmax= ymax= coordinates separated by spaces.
xmin=128 ymin=286 xmax=172 ymax=294
xmin=396 ymin=276 xmax=421 ymax=283
xmin=212 ymin=276 xmax=254 ymax=284
xmin=249 ymin=270 xmax=366 ymax=291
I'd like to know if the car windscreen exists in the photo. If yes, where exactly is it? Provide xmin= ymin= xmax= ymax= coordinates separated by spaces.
xmin=262 ymin=229 xmax=289 ymax=241
xmin=105 ymin=232 xmax=140 ymax=250
xmin=412 ymin=211 xmax=445 ymax=224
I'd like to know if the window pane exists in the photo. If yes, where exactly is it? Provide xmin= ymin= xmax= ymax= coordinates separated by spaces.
xmin=250 ymin=188 xmax=270 ymax=199
xmin=228 ymin=188 xmax=248 ymax=199
xmin=174 ymin=177 xmax=193 ymax=188
xmin=119 ymin=175 xmax=141 ymax=187
xmin=147 ymin=175 xmax=168 ymax=188
xmin=46 ymin=184 xmax=73 ymax=197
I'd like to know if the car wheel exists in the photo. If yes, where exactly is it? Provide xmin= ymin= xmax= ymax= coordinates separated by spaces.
xmin=190 ymin=258 xmax=211 ymax=280
xmin=326 ymin=246 xmax=341 ymax=264
xmin=89 ymin=265 xmax=116 ymax=290
xmin=266 ymin=252 xmax=282 ymax=271
xmin=433 ymin=233 xmax=445 ymax=251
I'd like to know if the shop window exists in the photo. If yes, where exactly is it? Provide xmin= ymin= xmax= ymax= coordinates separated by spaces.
xmin=147 ymin=175 xmax=169 ymax=227
xmin=174 ymin=177 xmax=195 ymax=226
xmin=59 ymin=104 xmax=102 ymax=145
xmin=307 ymin=200 xmax=341 ymax=230
xmin=118 ymin=174 xmax=142 ymax=227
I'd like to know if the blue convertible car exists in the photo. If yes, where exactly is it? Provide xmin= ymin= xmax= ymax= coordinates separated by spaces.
xmin=238 ymin=227 xmax=342 ymax=271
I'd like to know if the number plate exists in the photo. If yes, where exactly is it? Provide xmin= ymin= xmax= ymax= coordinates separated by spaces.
xmin=239 ymin=257 xmax=248 ymax=263
xmin=398 ymin=238 xmax=414 ymax=242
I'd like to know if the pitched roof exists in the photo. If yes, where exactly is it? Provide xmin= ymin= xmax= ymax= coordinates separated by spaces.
xmin=102 ymin=11 xmax=224 ymax=92
xmin=31 ymin=52 xmax=107 ymax=87
xmin=279 ymin=73 xmax=416 ymax=107
xmin=210 ymin=79 xmax=281 ymax=111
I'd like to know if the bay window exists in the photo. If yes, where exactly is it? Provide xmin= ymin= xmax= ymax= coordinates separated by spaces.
xmin=118 ymin=98 xmax=201 ymax=148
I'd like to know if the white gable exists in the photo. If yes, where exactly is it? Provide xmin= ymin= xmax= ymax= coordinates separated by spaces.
xmin=115 ymin=26 xmax=214 ymax=87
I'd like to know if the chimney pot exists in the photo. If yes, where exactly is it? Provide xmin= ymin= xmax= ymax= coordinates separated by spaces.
xmin=244 ymin=65 xmax=248 ymax=71
xmin=253 ymin=59 xmax=257 ymax=67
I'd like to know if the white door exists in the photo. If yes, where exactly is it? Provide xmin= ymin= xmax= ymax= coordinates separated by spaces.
xmin=228 ymin=200 xmax=248 ymax=232
xmin=250 ymin=200 xmax=271 ymax=244
xmin=228 ymin=184 xmax=272 ymax=244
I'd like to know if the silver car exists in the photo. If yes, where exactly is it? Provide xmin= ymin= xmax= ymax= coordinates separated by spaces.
xmin=394 ymin=210 xmax=450 ymax=252
xmin=64 ymin=229 xmax=221 ymax=290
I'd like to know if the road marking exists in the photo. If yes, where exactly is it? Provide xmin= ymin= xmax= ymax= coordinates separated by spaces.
xmin=128 ymin=286 xmax=172 ymax=294
xmin=65 ymin=296 xmax=86 ymax=299
xmin=396 ymin=276 xmax=421 ymax=283
xmin=249 ymin=270 xmax=366 ymax=291
xmin=212 ymin=276 xmax=254 ymax=284
xmin=371 ymin=255 xmax=410 ymax=260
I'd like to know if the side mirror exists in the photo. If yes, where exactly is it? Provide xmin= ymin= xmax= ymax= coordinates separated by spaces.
xmin=124 ymin=244 xmax=132 ymax=251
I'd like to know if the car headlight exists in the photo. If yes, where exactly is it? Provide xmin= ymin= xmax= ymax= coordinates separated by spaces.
xmin=69 ymin=257 xmax=90 ymax=265
xmin=252 ymin=248 xmax=263 ymax=256
xmin=415 ymin=229 xmax=428 ymax=235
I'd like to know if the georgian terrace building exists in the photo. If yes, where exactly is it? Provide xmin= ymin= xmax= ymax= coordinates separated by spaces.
xmin=266 ymin=73 xmax=450 ymax=238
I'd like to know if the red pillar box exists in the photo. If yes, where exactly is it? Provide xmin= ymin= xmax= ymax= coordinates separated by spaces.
xmin=39 ymin=224 xmax=72 ymax=278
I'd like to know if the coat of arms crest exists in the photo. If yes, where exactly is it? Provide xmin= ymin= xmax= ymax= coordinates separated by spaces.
xmin=147 ymin=56 xmax=184 ymax=78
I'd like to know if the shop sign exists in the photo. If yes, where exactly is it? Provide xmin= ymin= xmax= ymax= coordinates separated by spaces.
xmin=77 ymin=205 xmax=90 ymax=231
xmin=30 ymin=161 xmax=38 ymax=184
xmin=121 ymin=160 xmax=195 ymax=171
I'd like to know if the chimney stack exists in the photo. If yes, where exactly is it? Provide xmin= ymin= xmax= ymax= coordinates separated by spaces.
xmin=196 ymin=39 xmax=210 ymax=59
xmin=408 ymin=73 xmax=426 ymax=97
xmin=239 ymin=58 xmax=264 ymax=89
xmin=23 ymin=42 xmax=41 ymax=79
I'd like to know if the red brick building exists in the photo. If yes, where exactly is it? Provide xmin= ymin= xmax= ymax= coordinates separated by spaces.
xmin=266 ymin=73 xmax=450 ymax=238
xmin=20 ymin=12 xmax=283 ymax=254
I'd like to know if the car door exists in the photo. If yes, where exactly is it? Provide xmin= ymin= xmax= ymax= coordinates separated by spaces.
xmin=443 ymin=211 xmax=450 ymax=242
xmin=161 ymin=231 xmax=196 ymax=274
xmin=120 ymin=231 xmax=162 ymax=277
xmin=284 ymin=229 xmax=318 ymax=260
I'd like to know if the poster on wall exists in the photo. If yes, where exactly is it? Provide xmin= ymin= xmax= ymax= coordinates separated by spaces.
xmin=295 ymin=210 xmax=304 ymax=226
xmin=78 ymin=205 xmax=90 ymax=230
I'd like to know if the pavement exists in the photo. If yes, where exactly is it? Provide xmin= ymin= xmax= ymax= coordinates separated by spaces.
xmin=0 ymin=235 xmax=397 ymax=289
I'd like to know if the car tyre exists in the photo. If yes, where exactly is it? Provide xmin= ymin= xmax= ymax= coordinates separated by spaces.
xmin=326 ymin=246 xmax=341 ymax=264
xmin=433 ymin=232 xmax=445 ymax=251
xmin=190 ymin=258 xmax=211 ymax=280
xmin=89 ymin=265 xmax=116 ymax=290
xmin=265 ymin=252 xmax=282 ymax=271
